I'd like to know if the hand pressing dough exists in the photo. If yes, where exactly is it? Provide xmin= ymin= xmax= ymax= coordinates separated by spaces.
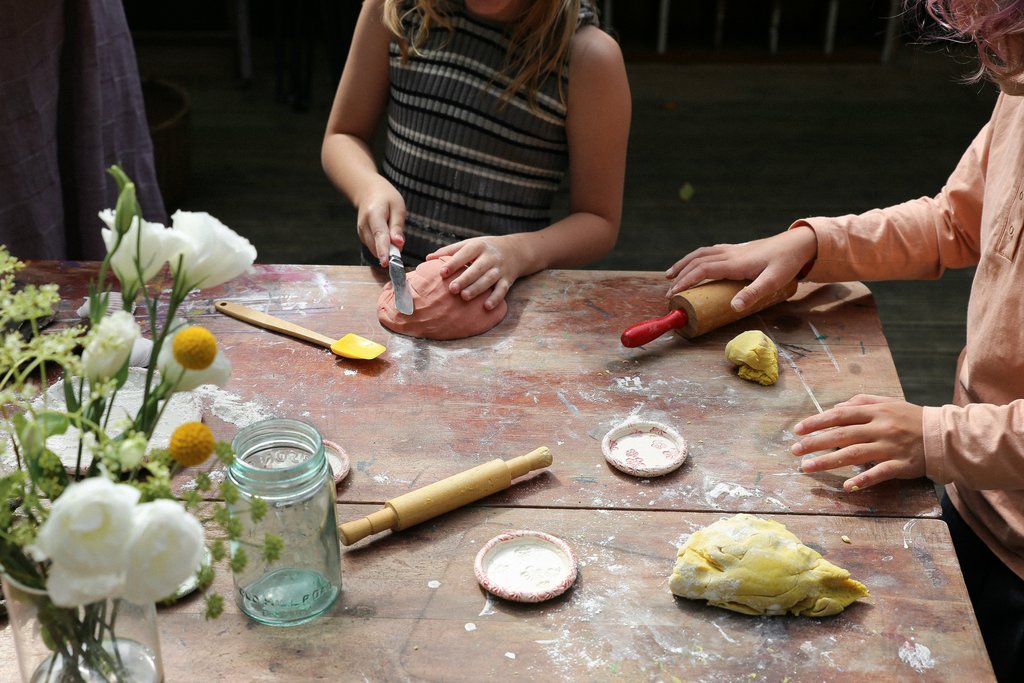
xmin=669 ymin=513 xmax=869 ymax=617
xmin=725 ymin=330 xmax=778 ymax=385
xmin=377 ymin=257 xmax=508 ymax=340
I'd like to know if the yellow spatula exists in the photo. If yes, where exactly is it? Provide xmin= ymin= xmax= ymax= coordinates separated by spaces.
xmin=215 ymin=301 xmax=386 ymax=360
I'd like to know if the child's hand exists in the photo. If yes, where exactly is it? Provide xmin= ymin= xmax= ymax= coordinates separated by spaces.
xmin=427 ymin=236 xmax=523 ymax=311
xmin=356 ymin=184 xmax=406 ymax=267
xmin=790 ymin=395 xmax=926 ymax=492
xmin=665 ymin=227 xmax=817 ymax=311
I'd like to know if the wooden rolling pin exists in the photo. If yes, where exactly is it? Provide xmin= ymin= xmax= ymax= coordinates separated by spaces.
xmin=338 ymin=447 xmax=553 ymax=546
xmin=621 ymin=279 xmax=798 ymax=347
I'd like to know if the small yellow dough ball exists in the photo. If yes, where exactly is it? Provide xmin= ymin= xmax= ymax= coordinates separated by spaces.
xmin=725 ymin=330 xmax=778 ymax=386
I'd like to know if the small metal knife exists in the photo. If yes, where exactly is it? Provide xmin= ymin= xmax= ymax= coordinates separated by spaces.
xmin=388 ymin=244 xmax=414 ymax=315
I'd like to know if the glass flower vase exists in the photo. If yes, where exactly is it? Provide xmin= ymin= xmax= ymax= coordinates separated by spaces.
xmin=1 ymin=573 xmax=163 ymax=683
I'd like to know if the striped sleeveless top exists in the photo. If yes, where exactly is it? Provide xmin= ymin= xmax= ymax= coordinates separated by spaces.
xmin=384 ymin=1 xmax=599 ymax=262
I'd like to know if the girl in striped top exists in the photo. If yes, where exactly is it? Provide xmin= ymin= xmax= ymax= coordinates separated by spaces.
xmin=322 ymin=0 xmax=630 ymax=311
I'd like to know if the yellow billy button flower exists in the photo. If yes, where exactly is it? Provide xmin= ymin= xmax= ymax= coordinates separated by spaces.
xmin=172 ymin=326 xmax=218 ymax=370
xmin=169 ymin=422 xmax=215 ymax=468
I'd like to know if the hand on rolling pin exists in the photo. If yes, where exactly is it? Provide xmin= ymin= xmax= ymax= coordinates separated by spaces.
xmin=790 ymin=395 xmax=925 ymax=493
xmin=666 ymin=226 xmax=818 ymax=311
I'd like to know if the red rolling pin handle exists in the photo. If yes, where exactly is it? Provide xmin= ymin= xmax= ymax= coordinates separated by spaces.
xmin=620 ymin=308 xmax=688 ymax=348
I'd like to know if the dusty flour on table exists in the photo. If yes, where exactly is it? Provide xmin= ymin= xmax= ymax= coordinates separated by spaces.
xmin=383 ymin=335 xmax=514 ymax=385
xmin=191 ymin=385 xmax=272 ymax=427
xmin=1 ymin=369 xmax=203 ymax=470
xmin=179 ymin=467 xmax=226 ymax=492
xmin=898 ymin=641 xmax=936 ymax=672
xmin=0 ymin=377 xmax=274 ymax=497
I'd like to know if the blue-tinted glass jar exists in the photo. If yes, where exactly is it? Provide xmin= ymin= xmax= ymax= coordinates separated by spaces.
xmin=228 ymin=418 xmax=341 ymax=626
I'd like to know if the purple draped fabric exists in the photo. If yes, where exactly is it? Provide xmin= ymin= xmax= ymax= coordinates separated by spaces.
xmin=0 ymin=0 xmax=166 ymax=260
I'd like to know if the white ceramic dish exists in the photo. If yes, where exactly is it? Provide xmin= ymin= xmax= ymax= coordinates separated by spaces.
xmin=601 ymin=419 xmax=687 ymax=477
xmin=474 ymin=530 xmax=577 ymax=603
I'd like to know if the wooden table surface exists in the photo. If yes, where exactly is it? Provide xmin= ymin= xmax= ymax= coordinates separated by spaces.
xmin=20 ymin=262 xmax=939 ymax=518
xmin=3 ymin=262 xmax=990 ymax=681
xmin=1 ymin=509 xmax=987 ymax=682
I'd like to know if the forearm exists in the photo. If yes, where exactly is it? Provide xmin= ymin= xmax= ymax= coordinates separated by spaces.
xmin=505 ymin=211 xmax=619 ymax=277
xmin=321 ymin=133 xmax=390 ymax=208
xmin=924 ymin=401 xmax=1024 ymax=490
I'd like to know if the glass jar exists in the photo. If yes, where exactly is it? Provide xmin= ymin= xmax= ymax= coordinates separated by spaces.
xmin=1 ymin=571 xmax=163 ymax=682
xmin=228 ymin=418 xmax=342 ymax=626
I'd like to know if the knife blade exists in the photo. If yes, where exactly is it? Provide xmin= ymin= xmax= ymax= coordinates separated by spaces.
xmin=388 ymin=244 xmax=414 ymax=315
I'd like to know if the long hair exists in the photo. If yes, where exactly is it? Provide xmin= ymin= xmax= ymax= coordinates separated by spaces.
xmin=922 ymin=0 xmax=1024 ymax=84
xmin=382 ymin=0 xmax=591 ymax=106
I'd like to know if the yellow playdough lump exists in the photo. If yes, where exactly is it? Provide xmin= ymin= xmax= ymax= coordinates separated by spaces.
xmin=725 ymin=330 xmax=779 ymax=385
xmin=668 ymin=513 xmax=869 ymax=617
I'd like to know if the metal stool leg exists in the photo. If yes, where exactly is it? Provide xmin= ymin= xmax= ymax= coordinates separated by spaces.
xmin=236 ymin=0 xmax=253 ymax=84
xmin=657 ymin=0 xmax=670 ymax=54
xmin=824 ymin=0 xmax=839 ymax=55
xmin=881 ymin=0 xmax=902 ymax=63
xmin=769 ymin=0 xmax=781 ymax=55
xmin=714 ymin=0 xmax=726 ymax=51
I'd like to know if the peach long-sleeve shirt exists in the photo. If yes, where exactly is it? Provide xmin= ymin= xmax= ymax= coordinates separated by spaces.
xmin=796 ymin=92 xmax=1024 ymax=581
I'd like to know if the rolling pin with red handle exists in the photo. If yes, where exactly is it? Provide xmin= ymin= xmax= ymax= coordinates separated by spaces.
xmin=621 ymin=279 xmax=798 ymax=347
xmin=338 ymin=447 xmax=552 ymax=546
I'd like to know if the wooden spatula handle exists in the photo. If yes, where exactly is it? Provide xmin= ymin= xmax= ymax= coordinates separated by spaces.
xmin=215 ymin=301 xmax=336 ymax=348
xmin=620 ymin=309 xmax=688 ymax=347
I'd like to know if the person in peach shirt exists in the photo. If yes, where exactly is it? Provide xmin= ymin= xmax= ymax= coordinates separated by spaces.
xmin=666 ymin=2 xmax=1024 ymax=679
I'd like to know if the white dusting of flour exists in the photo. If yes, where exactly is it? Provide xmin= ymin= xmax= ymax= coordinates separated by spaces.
xmin=192 ymin=385 xmax=272 ymax=427
xmin=902 ymin=520 xmax=917 ymax=549
xmin=10 ymin=369 xmax=202 ymax=470
xmin=612 ymin=376 xmax=645 ymax=392
xmin=478 ymin=594 xmax=497 ymax=616
xmin=898 ymin=641 xmax=936 ymax=672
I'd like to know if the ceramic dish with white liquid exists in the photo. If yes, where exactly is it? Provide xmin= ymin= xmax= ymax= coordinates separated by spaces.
xmin=474 ymin=530 xmax=577 ymax=603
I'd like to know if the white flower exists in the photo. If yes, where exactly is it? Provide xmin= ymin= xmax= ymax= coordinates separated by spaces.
xmin=156 ymin=325 xmax=231 ymax=392
xmin=31 ymin=478 xmax=139 ymax=606
xmin=169 ymin=210 xmax=257 ymax=290
xmin=81 ymin=310 xmax=140 ymax=381
xmin=46 ymin=563 xmax=125 ymax=608
xmin=32 ymin=478 xmax=139 ymax=571
xmin=122 ymin=499 xmax=205 ymax=603
xmin=100 ymin=210 xmax=186 ymax=293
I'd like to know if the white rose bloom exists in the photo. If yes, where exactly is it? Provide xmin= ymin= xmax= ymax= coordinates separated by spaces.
xmin=100 ymin=210 xmax=186 ymax=293
xmin=156 ymin=326 xmax=231 ymax=392
xmin=47 ymin=563 xmax=125 ymax=607
xmin=81 ymin=310 xmax=140 ymax=381
xmin=31 ymin=478 xmax=139 ymax=603
xmin=169 ymin=210 xmax=256 ymax=290
xmin=122 ymin=499 xmax=205 ymax=603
